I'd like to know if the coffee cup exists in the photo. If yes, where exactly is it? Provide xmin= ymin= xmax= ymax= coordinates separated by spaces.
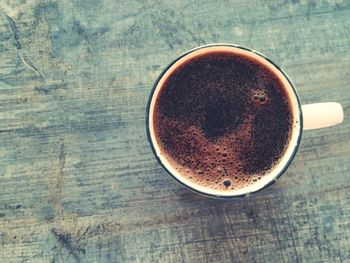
xmin=147 ymin=44 xmax=344 ymax=198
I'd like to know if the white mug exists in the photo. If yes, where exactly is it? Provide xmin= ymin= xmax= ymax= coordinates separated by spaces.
xmin=147 ymin=44 xmax=344 ymax=198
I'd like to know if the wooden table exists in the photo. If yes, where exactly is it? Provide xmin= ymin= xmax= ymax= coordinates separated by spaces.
xmin=1 ymin=1 xmax=349 ymax=262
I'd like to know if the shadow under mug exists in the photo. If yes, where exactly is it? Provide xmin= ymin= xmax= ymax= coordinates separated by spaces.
xmin=146 ymin=44 xmax=344 ymax=198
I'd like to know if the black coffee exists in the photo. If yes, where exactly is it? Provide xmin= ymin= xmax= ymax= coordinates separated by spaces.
xmin=153 ymin=50 xmax=293 ymax=191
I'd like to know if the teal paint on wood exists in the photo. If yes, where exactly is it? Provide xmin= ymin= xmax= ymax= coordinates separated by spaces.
xmin=0 ymin=0 xmax=350 ymax=262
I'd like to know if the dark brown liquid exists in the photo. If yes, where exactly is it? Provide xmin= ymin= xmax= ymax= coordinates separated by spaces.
xmin=153 ymin=50 xmax=293 ymax=191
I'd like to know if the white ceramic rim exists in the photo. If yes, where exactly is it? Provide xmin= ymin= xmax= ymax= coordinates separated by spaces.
xmin=147 ymin=44 xmax=303 ymax=198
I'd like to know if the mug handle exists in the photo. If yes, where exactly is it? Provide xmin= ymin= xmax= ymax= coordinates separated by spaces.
xmin=302 ymin=102 xmax=344 ymax=130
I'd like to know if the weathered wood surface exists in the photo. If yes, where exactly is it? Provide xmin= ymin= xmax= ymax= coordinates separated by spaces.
xmin=0 ymin=0 xmax=349 ymax=262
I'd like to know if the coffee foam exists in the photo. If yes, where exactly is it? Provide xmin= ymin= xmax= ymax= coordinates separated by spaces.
xmin=148 ymin=45 xmax=301 ymax=197
xmin=154 ymin=121 xmax=258 ymax=191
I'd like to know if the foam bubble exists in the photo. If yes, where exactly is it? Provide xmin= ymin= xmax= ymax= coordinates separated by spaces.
xmin=223 ymin=179 xmax=231 ymax=187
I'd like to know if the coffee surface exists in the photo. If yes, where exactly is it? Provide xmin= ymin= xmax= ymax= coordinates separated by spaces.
xmin=153 ymin=50 xmax=293 ymax=191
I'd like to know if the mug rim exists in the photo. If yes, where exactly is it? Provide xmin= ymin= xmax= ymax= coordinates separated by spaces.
xmin=146 ymin=43 xmax=303 ymax=198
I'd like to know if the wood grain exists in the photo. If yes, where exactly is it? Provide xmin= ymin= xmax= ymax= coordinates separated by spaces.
xmin=0 ymin=0 xmax=349 ymax=262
